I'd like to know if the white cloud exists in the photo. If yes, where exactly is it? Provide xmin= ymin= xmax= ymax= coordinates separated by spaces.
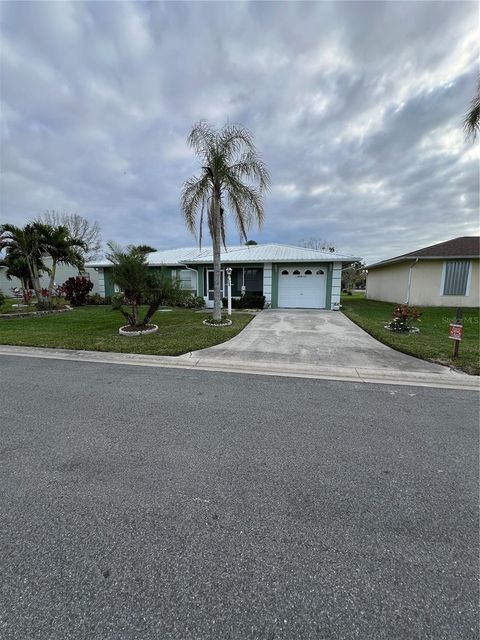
xmin=0 ymin=1 xmax=478 ymax=264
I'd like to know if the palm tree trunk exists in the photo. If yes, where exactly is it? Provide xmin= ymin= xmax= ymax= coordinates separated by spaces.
xmin=212 ymin=194 xmax=222 ymax=322
xmin=27 ymin=257 xmax=43 ymax=304
xmin=47 ymin=260 xmax=57 ymax=297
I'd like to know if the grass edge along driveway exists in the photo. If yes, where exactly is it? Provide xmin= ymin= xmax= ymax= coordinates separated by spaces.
xmin=341 ymin=294 xmax=479 ymax=376
xmin=0 ymin=306 xmax=254 ymax=356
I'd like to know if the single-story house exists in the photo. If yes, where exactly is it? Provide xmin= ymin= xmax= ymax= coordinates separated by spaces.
xmin=0 ymin=258 xmax=100 ymax=297
xmin=87 ymin=243 xmax=360 ymax=310
xmin=366 ymin=236 xmax=480 ymax=307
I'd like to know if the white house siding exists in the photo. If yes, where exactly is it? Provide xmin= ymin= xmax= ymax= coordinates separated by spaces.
xmin=0 ymin=258 xmax=100 ymax=296
xmin=367 ymin=260 xmax=479 ymax=307
xmin=331 ymin=262 xmax=342 ymax=309
xmin=263 ymin=262 xmax=272 ymax=306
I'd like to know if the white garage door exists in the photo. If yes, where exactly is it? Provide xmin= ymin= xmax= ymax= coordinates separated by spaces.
xmin=278 ymin=266 xmax=326 ymax=309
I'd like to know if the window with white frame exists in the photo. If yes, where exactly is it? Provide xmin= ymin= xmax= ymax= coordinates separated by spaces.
xmin=175 ymin=269 xmax=193 ymax=291
xmin=442 ymin=260 xmax=471 ymax=296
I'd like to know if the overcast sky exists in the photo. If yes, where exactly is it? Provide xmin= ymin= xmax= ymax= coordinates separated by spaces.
xmin=1 ymin=1 xmax=478 ymax=263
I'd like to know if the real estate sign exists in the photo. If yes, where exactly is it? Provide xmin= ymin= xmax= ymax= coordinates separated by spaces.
xmin=448 ymin=323 xmax=463 ymax=341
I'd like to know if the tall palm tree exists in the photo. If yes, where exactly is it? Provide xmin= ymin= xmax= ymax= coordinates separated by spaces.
xmin=464 ymin=79 xmax=480 ymax=139
xmin=41 ymin=224 xmax=87 ymax=295
xmin=181 ymin=122 xmax=269 ymax=321
xmin=0 ymin=223 xmax=52 ymax=303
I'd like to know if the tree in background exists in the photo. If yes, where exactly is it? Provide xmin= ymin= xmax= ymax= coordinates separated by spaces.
xmin=107 ymin=243 xmax=182 ymax=328
xmin=341 ymin=260 xmax=366 ymax=292
xmin=300 ymin=237 xmax=337 ymax=252
xmin=181 ymin=122 xmax=269 ymax=322
xmin=36 ymin=211 xmax=102 ymax=261
xmin=41 ymin=225 xmax=87 ymax=296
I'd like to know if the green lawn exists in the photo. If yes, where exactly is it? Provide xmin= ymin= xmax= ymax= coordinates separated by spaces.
xmin=0 ymin=305 xmax=253 ymax=356
xmin=341 ymin=294 xmax=479 ymax=375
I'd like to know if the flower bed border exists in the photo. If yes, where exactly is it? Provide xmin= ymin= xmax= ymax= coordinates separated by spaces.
xmin=0 ymin=307 xmax=72 ymax=320
xmin=384 ymin=324 xmax=420 ymax=334
xmin=119 ymin=324 xmax=159 ymax=337
xmin=202 ymin=318 xmax=233 ymax=327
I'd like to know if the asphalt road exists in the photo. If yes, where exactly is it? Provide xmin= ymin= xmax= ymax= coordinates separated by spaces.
xmin=1 ymin=355 xmax=478 ymax=640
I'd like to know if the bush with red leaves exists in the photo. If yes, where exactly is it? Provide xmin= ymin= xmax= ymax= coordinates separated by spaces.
xmin=62 ymin=276 xmax=93 ymax=306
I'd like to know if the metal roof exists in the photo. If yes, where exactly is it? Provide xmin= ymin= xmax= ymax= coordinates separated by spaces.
xmin=87 ymin=243 xmax=360 ymax=268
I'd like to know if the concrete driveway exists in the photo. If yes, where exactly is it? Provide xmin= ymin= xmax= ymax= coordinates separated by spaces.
xmin=192 ymin=310 xmax=445 ymax=373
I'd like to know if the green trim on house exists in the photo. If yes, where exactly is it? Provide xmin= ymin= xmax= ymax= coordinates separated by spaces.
xmin=326 ymin=264 xmax=332 ymax=310
xmin=104 ymin=269 xmax=114 ymax=297
xmin=271 ymin=264 xmax=279 ymax=308
xmin=197 ymin=266 xmax=205 ymax=297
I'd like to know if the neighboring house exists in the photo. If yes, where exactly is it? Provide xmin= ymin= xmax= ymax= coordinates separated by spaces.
xmin=0 ymin=258 xmax=100 ymax=296
xmin=87 ymin=243 xmax=360 ymax=310
xmin=366 ymin=237 xmax=480 ymax=307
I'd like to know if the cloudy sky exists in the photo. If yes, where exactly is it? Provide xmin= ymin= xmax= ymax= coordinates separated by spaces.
xmin=1 ymin=1 xmax=478 ymax=263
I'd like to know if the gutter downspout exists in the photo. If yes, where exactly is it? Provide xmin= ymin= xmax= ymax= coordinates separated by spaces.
xmin=178 ymin=264 xmax=199 ymax=296
xmin=405 ymin=259 xmax=419 ymax=304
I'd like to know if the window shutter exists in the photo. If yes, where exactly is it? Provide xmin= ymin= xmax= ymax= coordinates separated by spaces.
xmin=443 ymin=261 xmax=470 ymax=295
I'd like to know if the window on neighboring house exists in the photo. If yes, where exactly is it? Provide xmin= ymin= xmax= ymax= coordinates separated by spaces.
xmin=293 ymin=269 xmax=300 ymax=275
xmin=281 ymin=270 xmax=289 ymax=275
xmin=304 ymin=270 xmax=312 ymax=275
xmin=442 ymin=260 xmax=470 ymax=296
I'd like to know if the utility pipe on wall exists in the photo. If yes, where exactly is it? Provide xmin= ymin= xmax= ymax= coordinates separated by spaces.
xmin=405 ymin=259 xmax=419 ymax=304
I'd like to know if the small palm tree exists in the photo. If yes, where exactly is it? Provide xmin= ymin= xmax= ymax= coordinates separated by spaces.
xmin=107 ymin=243 xmax=182 ymax=328
xmin=0 ymin=254 xmax=38 ymax=304
xmin=181 ymin=122 xmax=270 ymax=321
xmin=0 ymin=223 xmax=52 ymax=303
xmin=465 ymin=79 xmax=480 ymax=140
xmin=41 ymin=224 xmax=87 ymax=295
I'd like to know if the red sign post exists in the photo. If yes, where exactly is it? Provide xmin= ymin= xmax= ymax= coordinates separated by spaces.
xmin=449 ymin=308 xmax=463 ymax=359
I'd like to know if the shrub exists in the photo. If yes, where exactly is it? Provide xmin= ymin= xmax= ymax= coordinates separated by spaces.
xmin=389 ymin=304 xmax=422 ymax=332
xmin=62 ymin=276 xmax=94 ymax=306
xmin=176 ymin=293 xmax=205 ymax=309
xmin=222 ymin=294 xmax=265 ymax=309
xmin=86 ymin=293 xmax=111 ymax=305
xmin=0 ymin=290 xmax=5 ymax=307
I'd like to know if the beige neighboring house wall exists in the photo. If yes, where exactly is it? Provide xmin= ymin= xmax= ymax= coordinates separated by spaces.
xmin=366 ymin=262 xmax=412 ymax=304
xmin=367 ymin=259 xmax=479 ymax=307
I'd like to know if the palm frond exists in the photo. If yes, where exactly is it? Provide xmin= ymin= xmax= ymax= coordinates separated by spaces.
xmin=180 ymin=173 xmax=211 ymax=234
xmin=187 ymin=121 xmax=216 ymax=162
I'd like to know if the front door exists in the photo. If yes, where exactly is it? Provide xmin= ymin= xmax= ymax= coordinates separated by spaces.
xmin=206 ymin=269 xmax=224 ymax=308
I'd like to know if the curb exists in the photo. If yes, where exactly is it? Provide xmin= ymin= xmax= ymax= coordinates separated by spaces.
xmin=0 ymin=345 xmax=478 ymax=391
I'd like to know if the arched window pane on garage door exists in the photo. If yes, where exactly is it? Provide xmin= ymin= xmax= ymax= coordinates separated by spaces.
xmin=305 ymin=270 xmax=312 ymax=275
xmin=281 ymin=270 xmax=289 ymax=275
xmin=316 ymin=269 xmax=324 ymax=275
xmin=293 ymin=270 xmax=300 ymax=275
